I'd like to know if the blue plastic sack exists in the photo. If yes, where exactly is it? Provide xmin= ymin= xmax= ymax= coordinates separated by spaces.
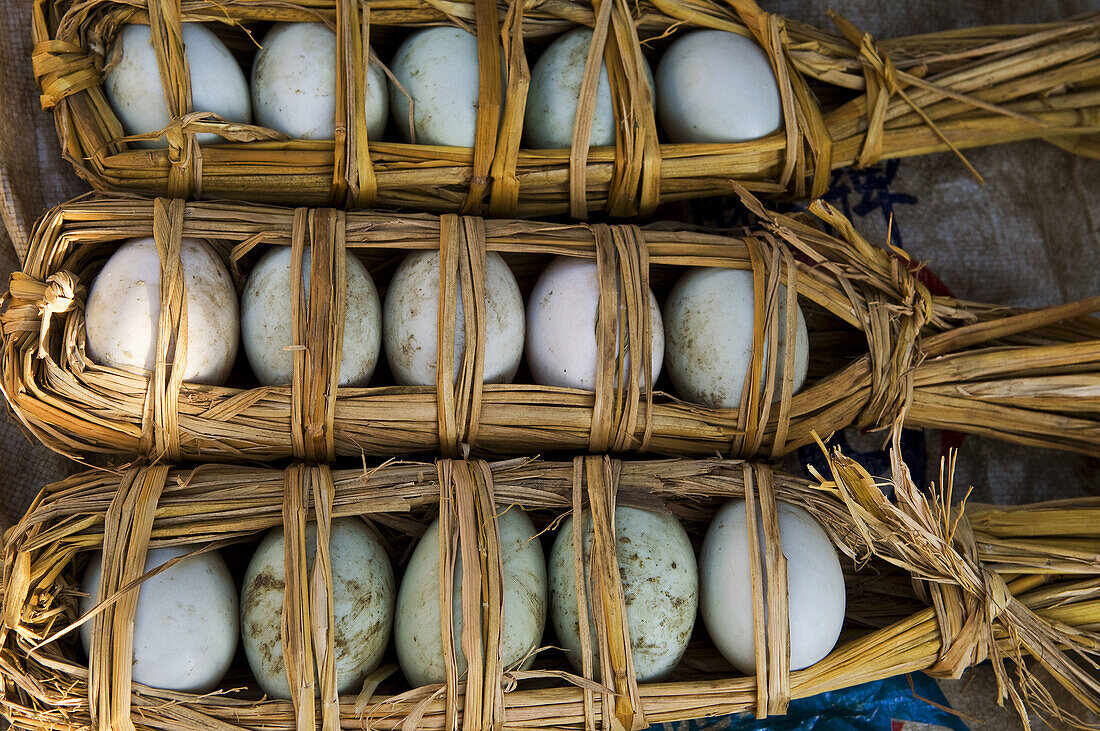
xmin=648 ymin=672 xmax=968 ymax=731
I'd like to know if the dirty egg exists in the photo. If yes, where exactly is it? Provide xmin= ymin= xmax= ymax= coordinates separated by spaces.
xmin=525 ymin=28 xmax=654 ymax=150
xmin=663 ymin=266 xmax=808 ymax=409
xmin=549 ymin=506 xmax=697 ymax=682
xmin=388 ymin=26 xmax=504 ymax=147
xmin=240 ymin=247 xmax=381 ymax=387
xmin=251 ymin=23 xmax=388 ymax=141
xmin=84 ymin=236 xmax=239 ymax=386
xmin=240 ymin=518 xmax=395 ymax=699
xmin=394 ymin=507 xmax=547 ymax=687
xmin=105 ymin=23 xmax=251 ymax=147
xmin=383 ymin=250 xmax=524 ymax=386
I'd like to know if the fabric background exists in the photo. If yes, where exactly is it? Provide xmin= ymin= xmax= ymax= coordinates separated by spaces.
xmin=0 ymin=0 xmax=1097 ymax=726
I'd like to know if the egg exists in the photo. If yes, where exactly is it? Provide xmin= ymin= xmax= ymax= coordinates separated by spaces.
xmin=383 ymin=250 xmax=524 ymax=386
xmin=241 ymin=519 xmax=395 ymax=699
xmin=85 ymin=236 xmax=239 ymax=385
xmin=525 ymin=28 xmax=654 ymax=150
xmin=549 ymin=506 xmax=697 ymax=682
xmin=240 ymin=247 xmax=381 ymax=387
xmin=251 ymin=23 xmax=388 ymax=141
xmin=700 ymin=499 xmax=845 ymax=674
xmin=655 ymin=30 xmax=781 ymax=143
xmin=105 ymin=23 xmax=251 ymax=147
xmin=389 ymin=27 xmax=504 ymax=147
xmin=526 ymin=256 xmax=663 ymax=390
xmin=663 ymin=267 xmax=808 ymax=409
xmin=80 ymin=546 xmax=238 ymax=693
xmin=395 ymin=507 xmax=547 ymax=687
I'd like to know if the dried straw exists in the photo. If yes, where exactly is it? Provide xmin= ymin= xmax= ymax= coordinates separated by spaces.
xmin=29 ymin=0 xmax=1100 ymax=219
xmin=3 ymin=449 xmax=1100 ymax=730
xmin=2 ymin=191 xmax=1098 ymax=463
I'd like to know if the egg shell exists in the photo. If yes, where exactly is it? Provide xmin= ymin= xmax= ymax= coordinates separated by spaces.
xmin=525 ymin=28 xmax=654 ymax=150
xmin=699 ymin=499 xmax=845 ymax=674
xmin=526 ymin=256 xmax=664 ymax=390
xmin=240 ymin=519 xmax=395 ymax=699
xmin=549 ymin=506 xmax=697 ymax=682
xmin=251 ymin=23 xmax=388 ymax=140
xmin=383 ymin=250 xmax=524 ymax=386
xmin=84 ymin=236 xmax=239 ymax=386
xmin=105 ymin=23 xmax=251 ymax=147
xmin=389 ymin=27 xmax=503 ymax=147
xmin=663 ymin=267 xmax=808 ymax=409
xmin=655 ymin=30 xmax=781 ymax=143
xmin=240 ymin=247 xmax=382 ymax=387
xmin=80 ymin=546 xmax=238 ymax=693
xmin=395 ymin=507 xmax=547 ymax=687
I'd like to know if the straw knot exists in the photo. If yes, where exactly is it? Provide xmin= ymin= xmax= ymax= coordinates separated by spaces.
xmin=34 ymin=271 xmax=79 ymax=358
xmin=32 ymin=40 xmax=100 ymax=110
xmin=853 ymin=262 xmax=932 ymax=433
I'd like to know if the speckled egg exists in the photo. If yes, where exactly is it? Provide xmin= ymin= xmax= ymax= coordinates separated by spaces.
xmin=656 ymin=30 xmax=781 ymax=143
xmin=84 ymin=236 xmax=239 ymax=385
xmin=395 ymin=507 xmax=547 ymax=687
xmin=549 ymin=506 xmax=697 ymax=681
xmin=240 ymin=247 xmax=381 ymax=387
xmin=700 ymin=499 xmax=845 ymax=674
xmin=525 ymin=28 xmax=654 ymax=149
xmin=663 ymin=267 xmax=808 ymax=409
xmin=526 ymin=256 xmax=664 ymax=390
xmin=240 ymin=519 xmax=396 ymax=699
xmin=105 ymin=23 xmax=251 ymax=147
xmin=251 ymin=23 xmax=388 ymax=140
xmin=80 ymin=546 xmax=238 ymax=693
xmin=383 ymin=250 xmax=524 ymax=386
xmin=388 ymin=26 xmax=503 ymax=147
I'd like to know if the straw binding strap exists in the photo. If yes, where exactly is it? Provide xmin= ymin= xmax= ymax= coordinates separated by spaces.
xmin=436 ymin=459 xmax=508 ymax=730
xmin=590 ymin=223 xmax=654 ymax=454
xmin=281 ymin=464 xmax=341 ymax=731
xmin=289 ymin=208 xmax=347 ymax=462
xmin=436 ymin=214 xmax=489 ymax=458
xmin=571 ymin=455 xmax=648 ymax=731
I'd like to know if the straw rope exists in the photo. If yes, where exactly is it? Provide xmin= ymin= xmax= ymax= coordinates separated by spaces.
xmin=5 ymin=453 xmax=1100 ymax=730
xmin=28 ymin=0 xmax=1100 ymax=215
xmin=3 ymin=193 xmax=1099 ymax=463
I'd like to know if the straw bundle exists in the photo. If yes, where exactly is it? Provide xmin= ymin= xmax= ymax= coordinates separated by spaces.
xmin=2 ymin=191 xmax=1099 ymax=463
xmin=3 ymin=448 xmax=1100 ymax=731
xmin=30 ymin=0 xmax=1100 ymax=217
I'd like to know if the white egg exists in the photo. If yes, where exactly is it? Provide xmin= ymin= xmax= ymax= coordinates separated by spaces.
xmin=105 ymin=23 xmax=251 ymax=147
xmin=80 ymin=546 xmax=238 ymax=693
xmin=526 ymin=256 xmax=663 ymax=391
xmin=395 ymin=507 xmax=547 ymax=687
xmin=383 ymin=250 xmax=524 ymax=386
xmin=664 ymin=267 xmax=808 ymax=409
xmin=251 ymin=23 xmax=388 ymax=141
xmin=85 ymin=236 xmax=239 ymax=386
xmin=549 ymin=506 xmax=697 ymax=682
xmin=525 ymin=28 xmax=654 ymax=150
xmin=389 ymin=27 xmax=503 ymax=147
xmin=241 ymin=247 xmax=381 ymax=387
xmin=700 ymin=499 xmax=845 ymax=674
xmin=656 ymin=30 xmax=781 ymax=143
xmin=241 ymin=519 xmax=395 ymax=699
